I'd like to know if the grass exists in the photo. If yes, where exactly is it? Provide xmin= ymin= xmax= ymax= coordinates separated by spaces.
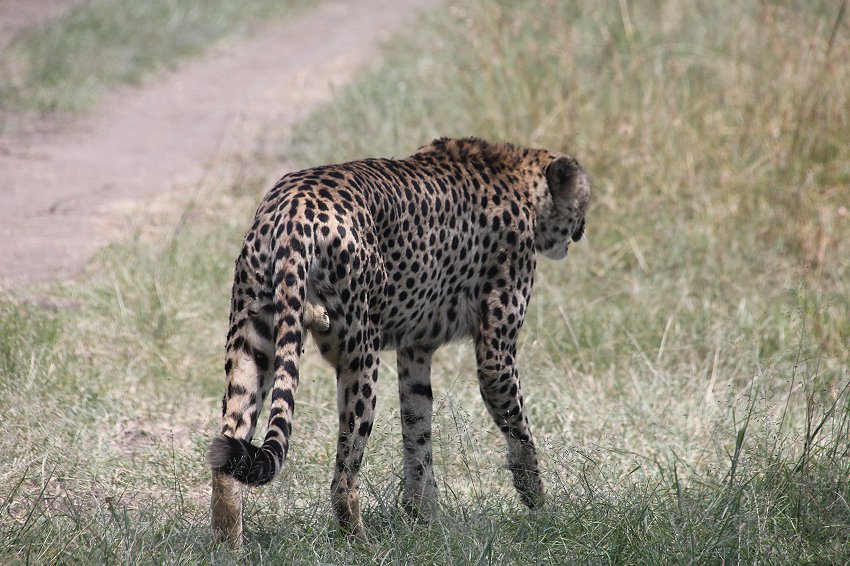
xmin=0 ymin=0 xmax=314 ymax=130
xmin=2 ymin=0 xmax=850 ymax=563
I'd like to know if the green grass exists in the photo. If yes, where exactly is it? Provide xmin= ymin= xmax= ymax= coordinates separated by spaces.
xmin=2 ymin=0 xmax=850 ymax=563
xmin=0 ymin=0 xmax=313 ymax=130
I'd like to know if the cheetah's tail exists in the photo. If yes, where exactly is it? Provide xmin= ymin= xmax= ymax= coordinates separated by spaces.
xmin=209 ymin=235 xmax=311 ymax=486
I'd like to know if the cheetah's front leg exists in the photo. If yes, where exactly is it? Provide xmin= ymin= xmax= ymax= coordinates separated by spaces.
xmin=475 ymin=312 xmax=544 ymax=508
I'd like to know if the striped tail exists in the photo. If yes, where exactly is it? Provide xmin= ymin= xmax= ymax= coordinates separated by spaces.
xmin=209 ymin=235 xmax=310 ymax=486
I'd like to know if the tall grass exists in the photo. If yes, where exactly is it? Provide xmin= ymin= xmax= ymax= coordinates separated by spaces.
xmin=1 ymin=0 xmax=848 ymax=563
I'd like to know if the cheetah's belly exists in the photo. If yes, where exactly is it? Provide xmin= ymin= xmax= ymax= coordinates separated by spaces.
xmin=378 ymin=287 xmax=477 ymax=350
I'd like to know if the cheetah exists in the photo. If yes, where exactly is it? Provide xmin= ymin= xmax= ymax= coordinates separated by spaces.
xmin=208 ymin=137 xmax=590 ymax=546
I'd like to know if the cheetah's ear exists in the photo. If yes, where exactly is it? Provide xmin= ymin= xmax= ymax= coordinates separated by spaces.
xmin=545 ymin=156 xmax=581 ymax=202
xmin=546 ymin=156 xmax=591 ymax=210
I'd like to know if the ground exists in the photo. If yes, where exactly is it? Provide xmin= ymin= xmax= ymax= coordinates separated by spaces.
xmin=0 ymin=0 xmax=439 ymax=287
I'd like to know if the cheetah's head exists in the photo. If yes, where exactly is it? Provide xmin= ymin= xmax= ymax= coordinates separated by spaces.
xmin=535 ymin=155 xmax=591 ymax=260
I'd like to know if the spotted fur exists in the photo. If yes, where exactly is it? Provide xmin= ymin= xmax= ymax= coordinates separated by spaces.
xmin=208 ymin=137 xmax=590 ymax=546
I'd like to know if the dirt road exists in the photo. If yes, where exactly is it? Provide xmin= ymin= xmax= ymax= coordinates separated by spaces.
xmin=0 ymin=0 xmax=439 ymax=287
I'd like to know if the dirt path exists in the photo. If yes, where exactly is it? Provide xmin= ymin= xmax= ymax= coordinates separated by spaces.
xmin=0 ymin=0 xmax=439 ymax=288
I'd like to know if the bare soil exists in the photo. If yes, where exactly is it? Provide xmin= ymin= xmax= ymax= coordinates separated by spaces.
xmin=0 ymin=0 xmax=438 ymax=288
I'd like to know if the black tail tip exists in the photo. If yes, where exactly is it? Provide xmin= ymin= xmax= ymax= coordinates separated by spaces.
xmin=208 ymin=435 xmax=276 ymax=486
xmin=208 ymin=435 xmax=251 ymax=470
